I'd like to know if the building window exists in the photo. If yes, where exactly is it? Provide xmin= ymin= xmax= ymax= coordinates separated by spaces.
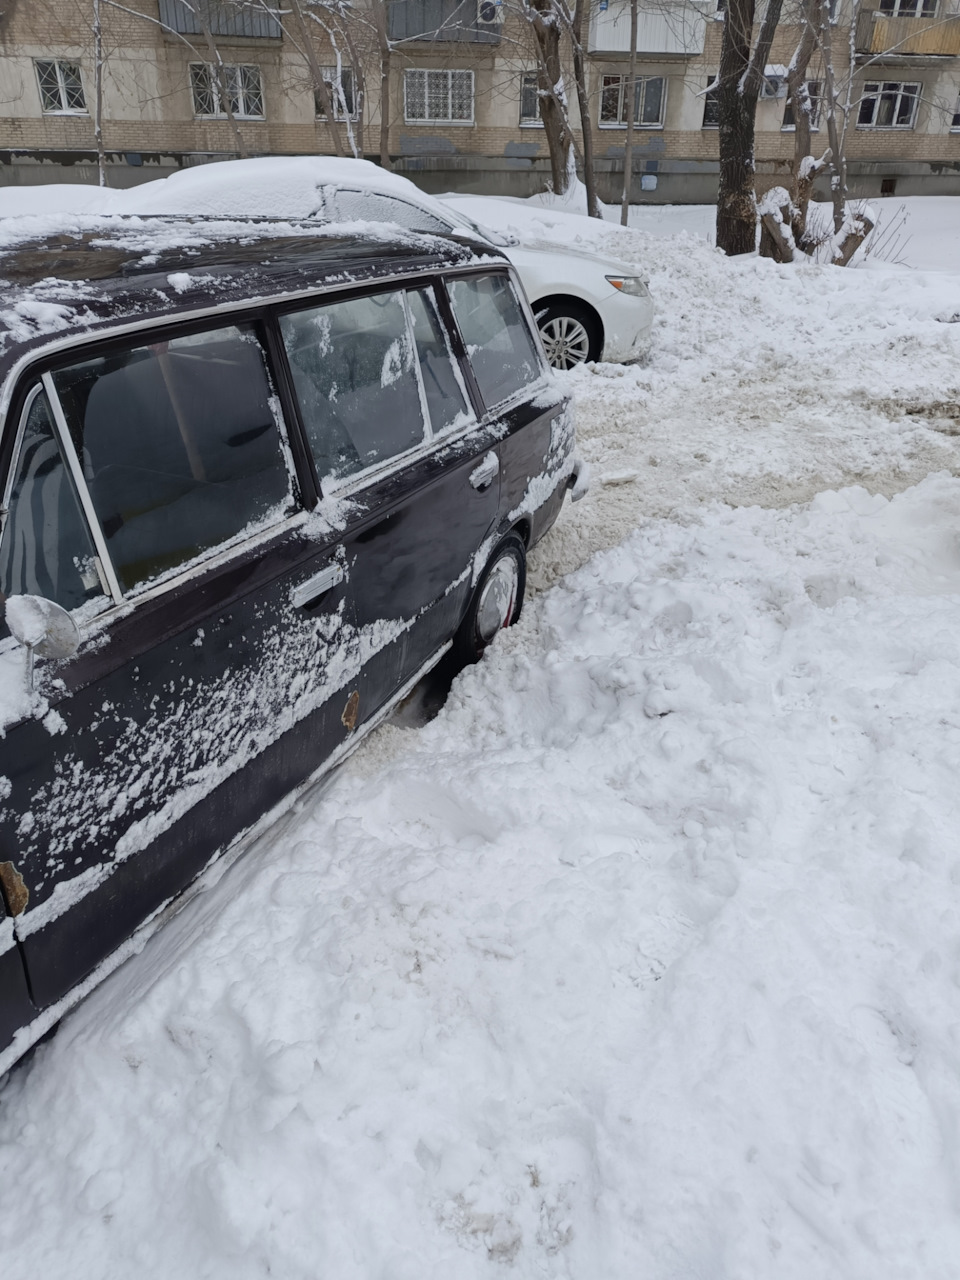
xmin=878 ymin=0 xmax=936 ymax=14
xmin=404 ymin=69 xmax=474 ymax=124
xmin=857 ymin=81 xmax=920 ymax=128
xmin=782 ymin=80 xmax=822 ymax=130
xmin=599 ymin=75 xmax=665 ymax=128
xmin=35 ymin=60 xmax=86 ymax=114
xmin=952 ymin=95 xmax=960 ymax=129
xmin=190 ymin=63 xmax=264 ymax=119
xmin=316 ymin=67 xmax=357 ymax=121
xmin=519 ymin=71 xmax=543 ymax=126
xmin=702 ymin=75 xmax=719 ymax=128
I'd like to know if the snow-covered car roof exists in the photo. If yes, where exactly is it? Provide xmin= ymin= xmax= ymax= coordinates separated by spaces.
xmin=0 ymin=157 xmax=460 ymax=222
xmin=0 ymin=213 xmax=500 ymax=395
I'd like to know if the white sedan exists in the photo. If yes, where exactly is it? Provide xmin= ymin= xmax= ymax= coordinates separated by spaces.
xmin=0 ymin=156 xmax=655 ymax=369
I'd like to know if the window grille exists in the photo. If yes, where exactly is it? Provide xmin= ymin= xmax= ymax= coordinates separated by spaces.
xmin=190 ymin=63 xmax=265 ymax=119
xmin=404 ymin=69 xmax=474 ymax=123
xmin=35 ymin=60 xmax=86 ymax=114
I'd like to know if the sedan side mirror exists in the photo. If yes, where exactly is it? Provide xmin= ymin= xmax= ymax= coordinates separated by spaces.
xmin=4 ymin=595 xmax=80 ymax=692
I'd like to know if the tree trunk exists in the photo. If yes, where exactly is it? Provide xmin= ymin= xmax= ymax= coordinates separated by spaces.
xmin=197 ymin=4 xmax=248 ymax=159
xmin=530 ymin=0 xmax=573 ymax=195
xmin=818 ymin=0 xmax=846 ymax=233
xmin=374 ymin=0 xmax=392 ymax=169
xmin=620 ymin=0 xmax=638 ymax=226
xmin=93 ymin=0 xmax=106 ymax=186
xmin=716 ymin=0 xmax=757 ymax=254
xmin=572 ymin=0 xmax=601 ymax=218
xmin=716 ymin=0 xmax=783 ymax=255
xmin=339 ymin=19 xmax=366 ymax=156
xmin=290 ymin=0 xmax=345 ymax=157
xmin=786 ymin=0 xmax=817 ymax=240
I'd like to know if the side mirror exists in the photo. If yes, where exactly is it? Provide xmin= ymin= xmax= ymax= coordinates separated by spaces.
xmin=4 ymin=595 xmax=80 ymax=692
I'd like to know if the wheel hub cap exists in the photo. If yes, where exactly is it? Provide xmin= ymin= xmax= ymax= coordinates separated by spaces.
xmin=477 ymin=556 xmax=519 ymax=643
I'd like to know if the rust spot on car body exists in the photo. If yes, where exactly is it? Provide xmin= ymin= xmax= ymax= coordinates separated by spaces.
xmin=0 ymin=861 xmax=29 ymax=916
xmin=341 ymin=690 xmax=360 ymax=732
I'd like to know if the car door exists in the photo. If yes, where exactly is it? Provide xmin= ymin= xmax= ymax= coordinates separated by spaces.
xmin=0 ymin=321 xmax=371 ymax=1015
xmin=277 ymin=281 xmax=502 ymax=719
xmin=445 ymin=270 xmax=571 ymax=546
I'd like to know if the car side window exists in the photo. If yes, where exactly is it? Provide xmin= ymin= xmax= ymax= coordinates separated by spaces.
xmin=407 ymin=287 xmax=471 ymax=435
xmin=0 ymin=387 xmax=106 ymax=621
xmin=50 ymin=324 xmax=292 ymax=593
xmin=447 ymin=273 xmax=545 ymax=410
xmin=279 ymin=290 xmax=428 ymax=488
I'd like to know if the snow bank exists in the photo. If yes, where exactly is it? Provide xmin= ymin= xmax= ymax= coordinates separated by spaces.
xmin=5 ymin=475 xmax=960 ymax=1276
xmin=2 ymin=188 xmax=960 ymax=1279
xmin=441 ymin=199 xmax=960 ymax=594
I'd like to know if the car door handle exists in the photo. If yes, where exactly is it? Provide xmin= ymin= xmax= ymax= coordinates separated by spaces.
xmin=291 ymin=562 xmax=344 ymax=610
xmin=470 ymin=452 xmax=499 ymax=491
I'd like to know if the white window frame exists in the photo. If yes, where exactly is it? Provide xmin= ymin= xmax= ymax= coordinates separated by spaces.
xmin=598 ymin=74 xmax=666 ymax=129
xmin=702 ymin=74 xmax=720 ymax=129
xmin=519 ymin=71 xmax=544 ymax=127
xmin=952 ymin=94 xmax=960 ymax=130
xmin=34 ymin=59 xmax=87 ymax=115
xmin=190 ymin=62 xmax=265 ymax=120
xmin=316 ymin=65 xmax=358 ymax=122
xmin=403 ymin=69 xmax=474 ymax=125
xmin=857 ymin=80 xmax=921 ymax=129
xmin=878 ymin=0 xmax=937 ymax=15
xmin=782 ymin=80 xmax=822 ymax=131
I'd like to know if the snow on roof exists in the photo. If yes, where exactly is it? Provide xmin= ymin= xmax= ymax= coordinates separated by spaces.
xmin=0 ymin=212 xmax=489 ymax=392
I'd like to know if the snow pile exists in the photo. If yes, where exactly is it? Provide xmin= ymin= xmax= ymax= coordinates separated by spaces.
xmin=4 ymin=475 xmax=960 ymax=1276
xmin=2 ymin=191 xmax=960 ymax=1277
xmin=442 ymin=198 xmax=960 ymax=594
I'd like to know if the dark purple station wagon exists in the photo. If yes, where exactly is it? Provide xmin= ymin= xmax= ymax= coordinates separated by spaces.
xmin=0 ymin=217 xmax=581 ymax=1074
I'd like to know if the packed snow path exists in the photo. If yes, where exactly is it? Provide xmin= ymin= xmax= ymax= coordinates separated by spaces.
xmin=2 ymin=211 xmax=960 ymax=1279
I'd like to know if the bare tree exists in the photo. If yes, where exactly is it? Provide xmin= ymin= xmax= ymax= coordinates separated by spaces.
xmin=570 ymin=0 xmax=601 ymax=217
xmin=619 ymin=0 xmax=638 ymax=225
xmin=524 ymin=0 xmax=576 ymax=194
xmin=759 ymin=0 xmax=875 ymax=266
xmin=372 ymin=0 xmax=392 ymax=168
xmin=91 ymin=0 xmax=107 ymax=183
xmin=716 ymin=0 xmax=784 ymax=255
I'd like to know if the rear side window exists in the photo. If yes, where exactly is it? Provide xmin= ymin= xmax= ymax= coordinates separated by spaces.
xmin=448 ymin=274 xmax=544 ymax=410
xmin=0 ymin=388 xmax=105 ymax=615
xmin=280 ymin=290 xmax=427 ymax=487
xmin=51 ymin=325 xmax=291 ymax=592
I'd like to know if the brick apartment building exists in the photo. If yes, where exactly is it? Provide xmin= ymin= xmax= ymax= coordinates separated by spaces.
xmin=1 ymin=0 xmax=958 ymax=202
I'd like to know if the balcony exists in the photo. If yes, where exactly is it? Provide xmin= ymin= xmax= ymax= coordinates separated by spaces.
xmin=389 ymin=0 xmax=502 ymax=44
xmin=157 ymin=0 xmax=282 ymax=39
xmin=855 ymin=9 xmax=960 ymax=56
xmin=588 ymin=0 xmax=709 ymax=57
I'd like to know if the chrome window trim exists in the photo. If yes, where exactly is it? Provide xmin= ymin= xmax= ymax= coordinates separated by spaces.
xmin=401 ymin=289 xmax=436 ymax=445
xmin=40 ymin=370 xmax=124 ymax=604
xmin=0 ymin=382 xmax=43 ymax=539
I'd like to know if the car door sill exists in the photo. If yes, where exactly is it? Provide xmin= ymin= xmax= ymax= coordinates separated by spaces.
xmin=0 ymin=640 xmax=453 ymax=1083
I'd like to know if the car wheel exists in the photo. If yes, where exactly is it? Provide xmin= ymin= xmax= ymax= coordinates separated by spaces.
xmin=454 ymin=532 xmax=526 ymax=665
xmin=535 ymin=302 xmax=600 ymax=370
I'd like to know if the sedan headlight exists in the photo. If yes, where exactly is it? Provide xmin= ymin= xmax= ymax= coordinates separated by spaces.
xmin=605 ymin=275 xmax=650 ymax=297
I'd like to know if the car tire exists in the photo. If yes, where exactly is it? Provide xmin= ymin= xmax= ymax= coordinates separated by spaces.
xmin=534 ymin=302 xmax=601 ymax=370
xmin=454 ymin=532 xmax=526 ymax=666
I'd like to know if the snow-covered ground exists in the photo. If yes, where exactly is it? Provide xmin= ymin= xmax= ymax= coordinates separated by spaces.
xmin=2 ymin=196 xmax=960 ymax=1279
